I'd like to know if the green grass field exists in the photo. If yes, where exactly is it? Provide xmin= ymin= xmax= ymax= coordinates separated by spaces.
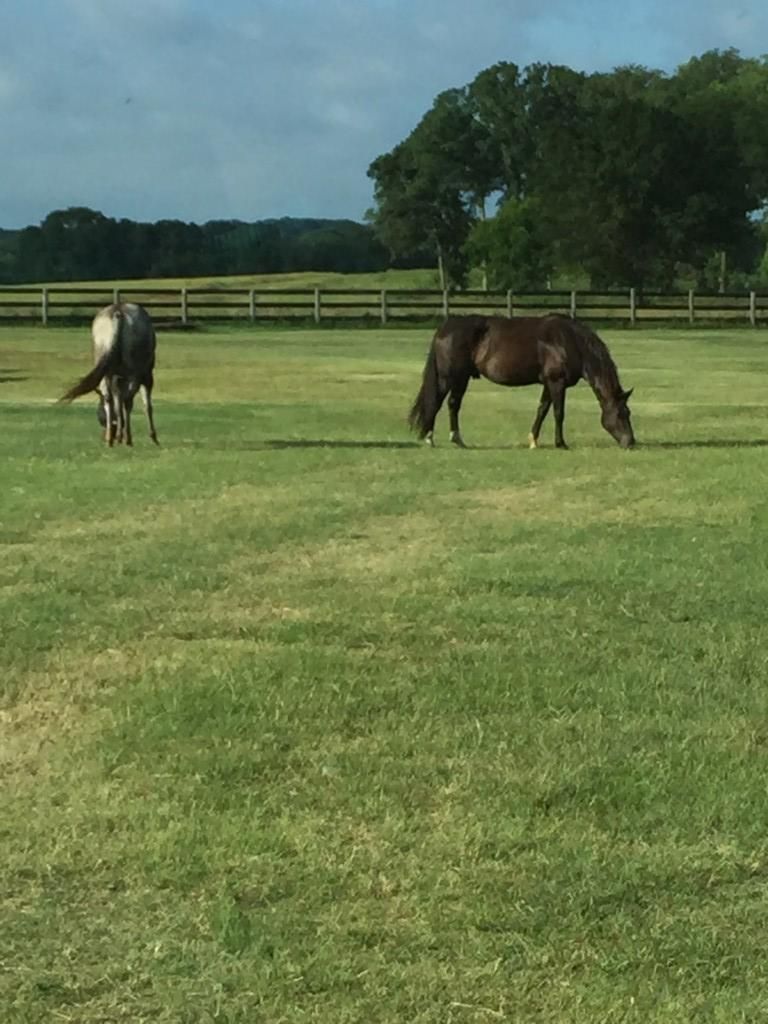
xmin=25 ymin=268 xmax=453 ymax=292
xmin=3 ymin=322 xmax=768 ymax=1022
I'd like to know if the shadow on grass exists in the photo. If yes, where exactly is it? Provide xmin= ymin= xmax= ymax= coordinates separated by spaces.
xmin=643 ymin=439 xmax=768 ymax=450
xmin=264 ymin=438 xmax=421 ymax=450
xmin=176 ymin=437 xmax=768 ymax=453
xmin=0 ymin=369 xmax=29 ymax=384
xmin=177 ymin=438 xmax=422 ymax=451
xmin=401 ymin=438 xmax=768 ymax=452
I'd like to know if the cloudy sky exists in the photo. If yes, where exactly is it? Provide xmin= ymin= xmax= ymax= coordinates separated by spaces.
xmin=1 ymin=0 xmax=766 ymax=229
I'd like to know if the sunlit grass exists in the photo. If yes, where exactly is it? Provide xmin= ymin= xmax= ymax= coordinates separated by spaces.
xmin=8 ymin=267 xmax=451 ymax=291
xmin=3 ymin=324 xmax=768 ymax=1022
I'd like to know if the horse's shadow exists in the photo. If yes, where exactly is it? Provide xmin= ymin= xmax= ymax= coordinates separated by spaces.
xmin=178 ymin=438 xmax=768 ymax=453
xmin=0 ymin=369 xmax=29 ymax=384
xmin=265 ymin=439 xmax=420 ymax=450
xmin=642 ymin=439 xmax=768 ymax=450
xmin=179 ymin=438 xmax=421 ymax=452
xmin=460 ymin=438 xmax=768 ymax=451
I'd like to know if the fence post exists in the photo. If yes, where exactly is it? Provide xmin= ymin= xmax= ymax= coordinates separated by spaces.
xmin=180 ymin=287 xmax=188 ymax=325
xmin=314 ymin=287 xmax=321 ymax=324
xmin=629 ymin=287 xmax=636 ymax=325
xmin=249 ymin=289 xmax=256 ymax=321
xmin=442 ymin=290 xmax=449 ymax=318
xmin=380 ymin=289 xmax=388 ymax=325
xmin=113 ymin=286 xmax=121 ymax=306
xmin=570 ymin=290 xmax=577 ymax=318
xmin=41 ymin=287 xmax=49 ymax=326
xmin=506 ymin=289 xmax=514 ymax=318
xmin=688 ymin=289 xmax=695 ymax=325
xmin=749 ymin=291 xmax=756 ymax=327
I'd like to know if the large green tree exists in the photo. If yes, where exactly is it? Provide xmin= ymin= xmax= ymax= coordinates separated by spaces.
xmin=367 ymin=138 xmax=472 ymax=288
xmin=523 ymin=66 xmax=698 ymax=286
xmin=367 ymin=83 xmax=508 ymax=287
xmin=468 ymin=62 xmax=528 ymax=201
xmin=369 ymin=50 xmax=768 ymax=290
xmin=664 ymin=50 xmax=768 ymax=287
xmin=465 ymin=197 xmax=552 ymax=290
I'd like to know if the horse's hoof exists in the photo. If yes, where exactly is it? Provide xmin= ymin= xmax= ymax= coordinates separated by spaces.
xmin=528 ymin=433 xmax=538 ymax=449
xmin=424 ymin=434 xmax=435 ymax=448
xmin=450 ymin=433 xmax=467 ymax=448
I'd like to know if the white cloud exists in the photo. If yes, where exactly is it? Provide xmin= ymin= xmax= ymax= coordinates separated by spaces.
xmin=1 ymin=0 xmax=767 ymax=227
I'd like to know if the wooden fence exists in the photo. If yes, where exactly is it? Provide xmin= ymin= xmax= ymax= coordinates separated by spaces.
xmin=1 ymin=285 xmax=767 ymax=326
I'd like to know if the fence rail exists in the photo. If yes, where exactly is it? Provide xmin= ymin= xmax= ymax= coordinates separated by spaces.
xmin=1 ymin=285 xmax=767 ymax=326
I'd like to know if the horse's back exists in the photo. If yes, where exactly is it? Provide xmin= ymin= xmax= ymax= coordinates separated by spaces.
xmin=92 ymin=302 xmax=155 ymax=378
xmin=475 ymin=316 xmax=546 ymax=386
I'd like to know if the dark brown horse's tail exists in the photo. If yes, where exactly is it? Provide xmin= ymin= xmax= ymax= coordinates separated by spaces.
xmin=408 ymin=337 xmax=440 ymax=438
xmin=58 ymin=348 xmax=114 ymax=403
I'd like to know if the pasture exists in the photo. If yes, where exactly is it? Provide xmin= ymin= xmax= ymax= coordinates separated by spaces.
xmin=3 ymin=322 xmax=768 ymax=1022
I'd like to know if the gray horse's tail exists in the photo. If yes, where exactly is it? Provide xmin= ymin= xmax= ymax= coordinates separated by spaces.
xmin=58 ymin=348 xmax=114 ymax=403
xmin=58 ymin=308 xmax=123 ymax=403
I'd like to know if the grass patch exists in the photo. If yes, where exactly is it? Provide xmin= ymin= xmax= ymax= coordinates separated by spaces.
xmin=3 ymin=324 xmax=768 ymax=1021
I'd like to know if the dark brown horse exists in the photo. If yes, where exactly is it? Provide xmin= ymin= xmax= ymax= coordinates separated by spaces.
xmin=409 ymin=314 xmax=635 ymax=450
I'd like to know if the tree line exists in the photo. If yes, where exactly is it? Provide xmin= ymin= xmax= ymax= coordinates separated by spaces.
xmin=0 ymin=210 xmax=396 ymax=284
xmin=366 ymin=49 xmax=768 ymax=291
xmin=4 ymin=49 xmax=768 ymax=292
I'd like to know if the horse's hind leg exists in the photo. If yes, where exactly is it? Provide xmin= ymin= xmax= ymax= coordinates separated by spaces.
xmin=140 ymin=382 xmax=159 ymax=445
xmin=123 ymin=390 xmax=134 ymax=447
xmin=528 ymin=386 xmax=552 ymax=449
xmin=113 ymin=385 xmax=127 ymax=445
xmin=421 ymin=376 xmax=450 ymax=448
xmin=100 ymin=385 xmax=116 ymax=446
xmin=448 ymin=376 xmax=470 ymax=447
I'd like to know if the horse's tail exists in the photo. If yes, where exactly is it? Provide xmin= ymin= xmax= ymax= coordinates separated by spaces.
xmin=58 ymin=349 xmax=114 ymax=403
xmin=408 ymin=334 xmax=441 ymax=438
xmin=58 ymin=306 xmax=123 ymax=403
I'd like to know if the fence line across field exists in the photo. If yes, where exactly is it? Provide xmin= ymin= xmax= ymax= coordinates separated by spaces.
xmin=1 ymin=285 xmax=767 ymax=327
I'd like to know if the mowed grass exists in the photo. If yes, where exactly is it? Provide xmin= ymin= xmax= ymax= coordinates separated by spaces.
xmin=26 ymin=267 xmax=452 ymax=292
xmin=3 ymin=323 xmax=768 ymax=1022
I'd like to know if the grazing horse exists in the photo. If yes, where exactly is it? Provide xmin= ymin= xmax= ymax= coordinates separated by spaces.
xmin=59 ymin=302 xmax=159 ymax=446
xmin=409 ymin=314 xmax=635 ymax=450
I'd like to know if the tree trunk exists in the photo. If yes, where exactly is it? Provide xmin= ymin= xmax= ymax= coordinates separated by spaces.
xmin=437 ymin=242 xmax=446 ymax=291
xmin=478 ymin=197 xmax=488 ymax=292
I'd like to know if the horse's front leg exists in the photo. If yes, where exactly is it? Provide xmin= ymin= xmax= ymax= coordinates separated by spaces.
xmin=448 ymin=375 xmax=470 ymax=447
xmin=549 ymin=380 xmax=568 ymax=449
xmin=528 ymin=386 xmax=552 ymax=449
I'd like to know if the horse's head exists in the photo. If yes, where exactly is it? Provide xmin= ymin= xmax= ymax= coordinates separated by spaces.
xmin=601 ymin=388 xmax=635 ymax=448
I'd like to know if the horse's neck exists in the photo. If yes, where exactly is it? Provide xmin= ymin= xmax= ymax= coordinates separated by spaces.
xmin=586 ymin=372 xmax=618 ymax=410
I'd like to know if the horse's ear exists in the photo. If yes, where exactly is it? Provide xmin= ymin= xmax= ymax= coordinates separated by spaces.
xmin=622 ymin=388 xmax=634 ymax=402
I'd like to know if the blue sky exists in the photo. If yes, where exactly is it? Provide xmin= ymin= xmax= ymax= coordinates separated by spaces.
xmin=1 ymin=0 xmax=766 ymax=228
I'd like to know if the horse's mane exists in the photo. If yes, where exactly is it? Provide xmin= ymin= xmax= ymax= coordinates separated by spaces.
xmin=567 ymin=318 xmax=622 ymax=396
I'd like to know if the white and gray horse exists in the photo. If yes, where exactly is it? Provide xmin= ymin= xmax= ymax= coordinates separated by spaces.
xmin=59 ymin=302 xmax=159 ymax=446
